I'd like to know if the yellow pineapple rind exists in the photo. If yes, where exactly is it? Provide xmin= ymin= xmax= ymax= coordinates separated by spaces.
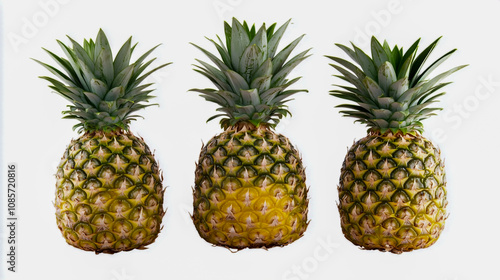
xmin=193 ymin=125 xmax=309 ymax=249
xmin=54 ymin=130 xmax=165 ymax=254
xmin=338 ymin=132 xmax=447 ymax=254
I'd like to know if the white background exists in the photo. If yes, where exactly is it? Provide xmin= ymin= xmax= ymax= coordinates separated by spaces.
xmin=1 ymin=0 xmax=499 ymax=279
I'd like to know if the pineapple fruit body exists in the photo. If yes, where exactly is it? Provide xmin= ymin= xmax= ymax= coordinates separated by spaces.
xmin=193 ymin=125 xmax=308 ymax=249
xmin=55 ymin=131 xmax=165 ymax=253
xmin=338 ymin=132 xmax=447 ymax=253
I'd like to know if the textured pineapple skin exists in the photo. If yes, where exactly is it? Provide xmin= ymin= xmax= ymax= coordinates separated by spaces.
xmin=55 ymin=131 xmax=165 ymax=254
xmin=193 ymin=126 xmax=308 ymax=249
xmin=338 ymin=133 xmax=447 ymax=253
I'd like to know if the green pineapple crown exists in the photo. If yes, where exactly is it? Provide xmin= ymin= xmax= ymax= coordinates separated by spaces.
xmin=191 ymin=18 xmax=311 ymax=129
xmin=328 ymin=36 xmax=467 ymax=134
xmin=35 ymin=29 xmax=170 ymax=133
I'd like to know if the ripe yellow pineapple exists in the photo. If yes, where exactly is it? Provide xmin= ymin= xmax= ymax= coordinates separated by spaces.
xmin=191 ymin=18 xmax=310 ymax=249
xmin=328 ymin=36 xmax=466 ymax=253
xmin=35 ymin=30 xmax=170 ymax=253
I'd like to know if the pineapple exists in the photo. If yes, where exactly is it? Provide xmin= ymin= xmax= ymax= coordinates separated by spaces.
xmin=328 ymin=37 xmax=466 ymax=253
xmin=35 ymin=30 xmax=170 ymax=254
xmin=191 ymin=18 xmax=310 ymax=249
